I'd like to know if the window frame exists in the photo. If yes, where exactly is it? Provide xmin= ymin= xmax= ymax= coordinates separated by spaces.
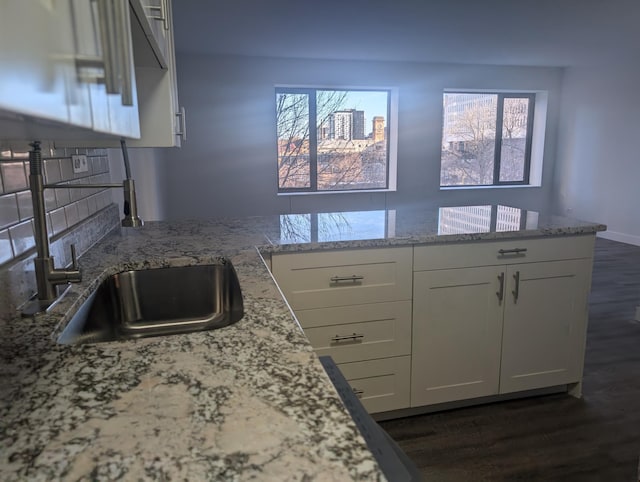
xmin=440 ymin=91 xmax=536 ymax=187
xmin=275 ymin=86 xmax=393 ymax=194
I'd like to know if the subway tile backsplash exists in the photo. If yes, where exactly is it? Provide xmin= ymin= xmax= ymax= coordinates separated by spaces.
xmin=0 ymin=147 xmax=114 ymax=268
xmin=0 ymin=161 xmax=28 ymax=192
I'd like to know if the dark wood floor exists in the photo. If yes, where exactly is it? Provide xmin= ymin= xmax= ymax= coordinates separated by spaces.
xmin=380 ymin=238 xmax=640 ymax=482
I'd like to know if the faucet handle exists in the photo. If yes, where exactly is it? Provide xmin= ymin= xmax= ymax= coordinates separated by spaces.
xmin=70 ymin=244 xmax=79 ymax=270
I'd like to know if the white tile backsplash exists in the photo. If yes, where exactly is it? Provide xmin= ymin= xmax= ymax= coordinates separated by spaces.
xmin=0 ymin=229 xmax=12 ymax=263
xmin=1 ymin=161 xmax=28 ymax=192
xmin=0 ymin=193 xmax=19 ymax=229
xmin=0 ymin=148 xmax=114 ymax=268
xmin=9 ymin=220 xmax=35 ymax=256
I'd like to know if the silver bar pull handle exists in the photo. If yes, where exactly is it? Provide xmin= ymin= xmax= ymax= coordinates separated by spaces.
xmin=330 ymin=275 xmax=364 ymax=284
xmin=96 ymin=0 xmax=119 ymax=94
xmin=176 ymin=106 xmax=187 ymax=141
xmin=498 ymin=248 xmax=528 ymax=255
xmin=352 ymin=388 xmax=364 ymax=398
xmin=331 ymin=333 xmax=364 ymax=343
xmin=161 ymin=0 xmax=170 ymax=30
xmin=512 ymin=271 xmax=520 ymax=303
xmin=496 ymin=272 xmax=505 ymax=302
xmin=146 ymin=0 xmax=169 ymax=30
xmin=115 ymin=0 xmax=134 ymax=106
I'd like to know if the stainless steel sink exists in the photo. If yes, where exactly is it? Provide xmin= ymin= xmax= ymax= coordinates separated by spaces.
xmin=58 ymin=261 xmax=244 ymax=344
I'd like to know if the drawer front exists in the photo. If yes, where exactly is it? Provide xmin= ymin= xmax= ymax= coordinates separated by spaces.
xmin=338 ymin=356 xmax=411 ymax=414
xmin=414 ymin=235 xmax=595 ymax=271
xmin=272 ymin=247 xmax=412 ymax=310
xmin=299 ymin=301 xmax=412 ymax=364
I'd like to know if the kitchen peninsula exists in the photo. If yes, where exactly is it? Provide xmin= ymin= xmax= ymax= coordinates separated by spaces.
xmin=0 ymin=204 xmax=605 ymax=480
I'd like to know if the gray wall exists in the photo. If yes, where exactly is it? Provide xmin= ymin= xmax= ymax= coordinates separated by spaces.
xmin=162 ymin=54 xmax=564 ymax=219
xmin=553 ymin=64 xmax=640 ymax=245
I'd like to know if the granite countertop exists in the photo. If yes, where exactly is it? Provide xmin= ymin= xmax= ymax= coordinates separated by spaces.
xmin=262 ymin=204 xmax=606 ymax=252
xmin=0 ymin=204 xmax=606 ymax=481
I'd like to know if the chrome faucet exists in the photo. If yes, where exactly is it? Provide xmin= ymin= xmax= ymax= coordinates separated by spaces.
xmin=23 ymin=140 xmax=143 ymax=314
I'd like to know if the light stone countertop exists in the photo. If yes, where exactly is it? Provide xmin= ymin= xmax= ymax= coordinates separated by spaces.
xmin=0 ymin=204 xmax=606 ymax=481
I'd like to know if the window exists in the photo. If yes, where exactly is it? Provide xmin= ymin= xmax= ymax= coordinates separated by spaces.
xmin=440 ymin=92 xmax=535 ymax=187
xmin=276 ymin=88 xmax=392 ymax=193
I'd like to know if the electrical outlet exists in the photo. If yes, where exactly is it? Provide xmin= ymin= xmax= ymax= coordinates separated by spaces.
xmin=72 ymin=154 xmax=89 ymax=174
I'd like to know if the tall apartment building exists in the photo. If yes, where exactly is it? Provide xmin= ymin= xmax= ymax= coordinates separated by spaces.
xmin=320 ymin=109 xmax=366 ymax=140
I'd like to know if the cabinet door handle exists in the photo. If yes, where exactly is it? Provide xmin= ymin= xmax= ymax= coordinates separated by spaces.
xmin=176 ymin=106 xmax=187 ymax=141
xmin=96 ymin=0 xmax=119 ymax=94
xmin=114 ymin=0 xmax=134 ymax=106
xmin=496 ymin=272 xmax=505 ymax=302
xmin=146 ymin=0 xmax=169 ymax=30
xmin=331 ymin=333 xmax=364 ymax=343
xmin=161 ymin=0 xmax=170 ymax=30
xmin=512 ymin=271 xmax=520 ymax=303
xmin=330 ymin=275 xmax=364 ymax=284
xmin=498 ymin=248 xmax=528 ymax=255
xmin=352 ymin=388 xmax=364 ymax=398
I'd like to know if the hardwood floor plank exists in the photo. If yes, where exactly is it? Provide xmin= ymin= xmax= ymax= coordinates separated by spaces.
xmin=380 ymin=238 xmax=640 ymax=482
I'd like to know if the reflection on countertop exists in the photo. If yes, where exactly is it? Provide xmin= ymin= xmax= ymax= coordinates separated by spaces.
xmin=267 ymin=203 xmax=606 ymax=250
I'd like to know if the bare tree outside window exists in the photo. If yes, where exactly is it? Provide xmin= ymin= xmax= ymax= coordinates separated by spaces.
xmin=276 ymin=92 xmax=311 ymax=189
xmin=276 ymin=88 xmax=390 ymax=192
xmin=441 ymin=93 xmax=534 ymax=186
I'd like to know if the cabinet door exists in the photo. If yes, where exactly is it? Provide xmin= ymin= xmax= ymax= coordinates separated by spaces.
xmin=0 ymin=1 xmax=74 ymax=124
xmin=131 ymin=0 xmax=170 ymax=67
xmin=129 ymin=0 xmax=182 ymax=147
xmin=70 ymin=0 xmax=110 ymax=132
xmin=106 ymin=1 xmax=140 ymax=138
xmin=411 ymin=266 xmax=504 ymax=406
xmin=500 ymin=259 xmax=591 ymax=393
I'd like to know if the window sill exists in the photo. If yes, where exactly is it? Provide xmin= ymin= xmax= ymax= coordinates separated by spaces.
xmin=277 ymin=188 xmax=395 ymax=196
xmin=440 ymin=184 xmax=541 ymax=191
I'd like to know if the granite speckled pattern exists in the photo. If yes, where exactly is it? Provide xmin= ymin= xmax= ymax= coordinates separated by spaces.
xmin=0 ymin=204 xmax=606 ymax=481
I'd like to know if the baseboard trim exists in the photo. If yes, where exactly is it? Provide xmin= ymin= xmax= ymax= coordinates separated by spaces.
xmin=597 ymin=230 xmax=640 ymax=247
xmin=372 ymin=385 xmax=568 ymax=422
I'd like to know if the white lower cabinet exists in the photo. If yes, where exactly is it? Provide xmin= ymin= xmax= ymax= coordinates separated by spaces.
xmin=272 ymin=236 xmax=596 ymax=415
xmin=500 ymin=260 xmax=591 ymax=393
xmin=411 ymin=266 xmax=504 ymax=406
xmin=412 ymin=239 xmax=594 ymax=407
xmin=271 ymin=247 xmax=412 ymax=414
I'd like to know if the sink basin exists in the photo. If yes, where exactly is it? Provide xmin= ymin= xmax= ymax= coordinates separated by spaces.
xmin=58 ymin=261 xmax=244 ymax=344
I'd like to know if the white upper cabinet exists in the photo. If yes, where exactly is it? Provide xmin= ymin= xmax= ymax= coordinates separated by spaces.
xmin=70 ymin=0 xmax=140 ymax=138
xmin=0 ymin=0 xmax=181 ymax=147
xmin=127 ymin=0 xmax=184 ymax=147
xmin=130 ymin=0 xmax=171 ymax=68
xmin=0 ymin=1 xmax=82 ymax=126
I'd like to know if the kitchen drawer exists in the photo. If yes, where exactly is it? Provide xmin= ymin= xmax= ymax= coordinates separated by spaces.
xmin=299 ymin=301 xmax=412 ymax=364
xmin=337 ymin=356 xmax=411 ymax=414
xmin=271 ymin=247 xmax=412 ymax=310
xmin=413 ymin=235 xmax=595 ymax=271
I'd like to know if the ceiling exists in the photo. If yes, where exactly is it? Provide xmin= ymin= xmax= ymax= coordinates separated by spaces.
xmin=172 ymin=0 xmax=639 ymax=67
